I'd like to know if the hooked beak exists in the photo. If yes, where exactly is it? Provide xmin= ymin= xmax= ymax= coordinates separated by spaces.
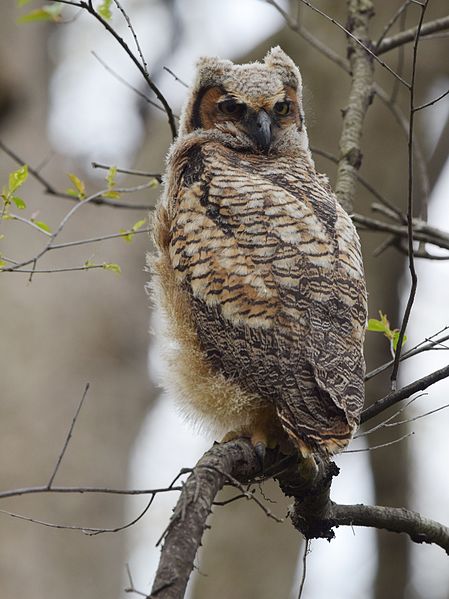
xmin=247 ymin=109 xmax=272 ymax=153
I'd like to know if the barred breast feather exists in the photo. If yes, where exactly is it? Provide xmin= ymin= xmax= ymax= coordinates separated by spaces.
xmin=151 ymin=134 xmax=367 ymax=456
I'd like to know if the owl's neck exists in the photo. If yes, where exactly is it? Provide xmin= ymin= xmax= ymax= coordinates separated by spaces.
xmin=180 ymin=125 xmax=315 ymax=170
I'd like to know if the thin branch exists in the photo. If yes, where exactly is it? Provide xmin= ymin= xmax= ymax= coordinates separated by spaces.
xmin=163 ymin=66 xmax=188 ymax=88
xmin=365 ymin=328 xmax=449 ymax=381
xmin=377 ymin=15 xmax=449 ymax=55
xmin=0 ymin=139 xmax=153 ymax=210
xmin=296 ymin=0 xmax=409 ymax=88
xmin=374 ymin=83 xmax=430 ymax=203
xmin=8 ymin=214 xmax=52 ymax=237
xmin=311 ymin=147 xmax=401 ymax=216
xmin=297 ymin=539 xmax=309 ymax=599
xmin=390 ymin=1 xmax=428 ymax=389
xmin=91 ymin=161 xmax=162 ymax=181
xmin=49 ymin=227 xmax=152 ymax=251
xmin=112 ymin=0 xmax=148 ymax=73
xmin=415 ymin=87 xmax=449 ymax=112
xmin=1 ymin=180 xmax=155 ymax=274
xmin=0 ymin=496 xmax=155 ymax=536
xmin=344 ymin=431 xmax=414 ymax=453
xmin=80 ymin=0 xmax=177 ymax=138
xmin=264 ymin=0 xmax=349 ymax=72
xmin=0 ymin=485 xmax=182 ymax=501
xmin=375 ymin=1 xmax=412 ymax=50
xmin=352 ymin=213 xmax=449 ymax=252
xmin=47 ymin=383 xmax=90 ymax=488
xmin=361 ymin=363 xmax=449 ymax=423
xmin=91 ymin=51 xmax=166 ymax=114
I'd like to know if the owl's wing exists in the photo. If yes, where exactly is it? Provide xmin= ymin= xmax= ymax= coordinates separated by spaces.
xmin=163 ymin=139 xmax=366 ymax=453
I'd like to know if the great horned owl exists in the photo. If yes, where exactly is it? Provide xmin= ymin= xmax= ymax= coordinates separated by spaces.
xmin=151 ymin=47 xmax=367 ymax=458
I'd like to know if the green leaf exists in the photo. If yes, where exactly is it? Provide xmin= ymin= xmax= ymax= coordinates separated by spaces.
xmin=149 ymin=178 xmax=159 ymax=188
xmin=103 ymin=166 xmax=120 ymax=199
xmin=0 ymin=259 xmax=6 ymax=268
xmin=103 ymin=190 xmax=121 ymax=199
xmin=103 ymin=262 xmax=121 ymax=274
xmin=67 ymin=173 xmax=86 ymax=199
xmin=367 ymin=318 xmax=386 ymax=332
xmin=8 ymin=165 xmax=28 ymax=194
xmin=32 ymin=219 xmax=52 ymax=233
xmin=18 ymin=4 xmax=62 ymax=23
xmin=120 ymin=228 xmax=133 ymax=243
xmin=132 ymin=218 xmax=146 ymax=232
xmin=98 ymin=0 xmax=113 ymax=20
xmin=106 ymin=165 xmax=117 ymax=187
xmin=12 ymin=196 xmax=27 ymax=210
xmin=17 ymin=0 xmax=34 ymax=6
xmin=392 ymin=331 xmax=407 ymax=352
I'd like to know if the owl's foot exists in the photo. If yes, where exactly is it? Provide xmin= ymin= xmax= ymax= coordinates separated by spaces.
xmin=220 ymin=430 xmax=245 ymax=443
xmin=220 ymin=430 xmax=270 ymax=467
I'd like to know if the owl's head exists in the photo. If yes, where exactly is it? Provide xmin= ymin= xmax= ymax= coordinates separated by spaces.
xmin=179 ymin=47 xmax=311 ymax=158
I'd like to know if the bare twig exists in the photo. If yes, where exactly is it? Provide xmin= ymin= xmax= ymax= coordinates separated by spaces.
xmin=0 ymin=485 xmax=182 ymax=501
xmin=390 ymin=1 xmax=428 ymax=389
xmin=297 ymin=539 xmax=310 ymax=599
xmin=163 ymin=66 xmax=188 ymax=88
xmin=56 ymin=0 xmax=177 ymax=138
xmin=352 ymin=213 xmax=449 ymax=252
xmin=0 ymin=496 xmax=155 ymax=536
xmin=92 ymin=161 xmax=162 ymax=181
xmin=361 ymin=363 xmax=449 ymax=423
xmin=48 ymin=383 xmax=90 ymax=488
xmin=91 ymin=51 xmax=166 ymax=114
xmin=375 ymin=1 xmax=412 ymax=50
xmin=365 ymin=327 xmax=449 ymax=381
xmin=264 ymin=0 xmax=349 ymax=72
xmin=415 ymin=87 xmax=449 ymax=112
xmin=311 ymin=147 xmax=401 ymax=216
xmin=344 ymin=431 xmax=414 ymax=453
xmin=296 ymin=0 xmax=409 ymax=87
xmin=377 ymin=15 xmax=449 ymax=55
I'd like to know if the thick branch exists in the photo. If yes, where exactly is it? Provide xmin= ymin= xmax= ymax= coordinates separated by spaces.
xmin=335 ymin=0 xmax=374 ymax=213
xmin=151 ymin=430 xmax=449 ymax=597
xmin=377 ymin=15 xmax=449 ymax=55
xmin=330 ymin=503 xmax=449 ymax=554
xmin=352 ymin=212 xmax=449 ymax=252
xmin=150 ymin=439 xmax=266 ymax=598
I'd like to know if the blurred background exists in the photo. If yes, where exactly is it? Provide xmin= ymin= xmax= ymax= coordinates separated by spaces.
xmin=0 ymin=1 xmax=448 ymax=598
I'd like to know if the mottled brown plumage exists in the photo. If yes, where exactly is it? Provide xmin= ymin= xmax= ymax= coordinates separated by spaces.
xmin=150 ymin=47 xmax=367 ymax=457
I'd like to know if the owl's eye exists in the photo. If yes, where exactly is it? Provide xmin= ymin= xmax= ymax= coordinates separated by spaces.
xmin=218 ymin=100 xmax=245 ymax=117
xmin=274 ymin=101 xmax=291 ymax=116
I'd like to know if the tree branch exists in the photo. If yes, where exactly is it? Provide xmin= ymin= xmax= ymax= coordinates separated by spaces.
xmin=377 ymin=15 xmax=449 ymax=55
xmin=151 ymin=427 xmax=449 ymax=596
xmin=150 ymin=439 xmax=269 ymax=598
xmin=334 ymin=0 xmax=375 ymax=213
xmin=330 ymin=503 xmax=449 ymax=554
xmin=361 ymin=363 xmax=449 ymax=423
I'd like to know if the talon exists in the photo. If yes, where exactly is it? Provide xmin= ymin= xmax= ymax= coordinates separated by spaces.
xmin=254 ymin=441 xmax=266 ymax=466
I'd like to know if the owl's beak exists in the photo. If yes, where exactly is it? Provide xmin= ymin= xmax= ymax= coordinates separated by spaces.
xmin=247 ymin=109 xmax=272 ymax=153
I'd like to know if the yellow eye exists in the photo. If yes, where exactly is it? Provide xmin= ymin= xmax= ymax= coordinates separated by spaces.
xmin=274 ymin=101 xmax=291 ymax=116
xmin=218 ymin=100 xmax=245 ymax=116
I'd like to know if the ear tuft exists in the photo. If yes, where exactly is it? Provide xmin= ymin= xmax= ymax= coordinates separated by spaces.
xmin=195 ymin=56 xmax=233 ymax=89
xmin=264 ymin=46 xmax=302 ymax=89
